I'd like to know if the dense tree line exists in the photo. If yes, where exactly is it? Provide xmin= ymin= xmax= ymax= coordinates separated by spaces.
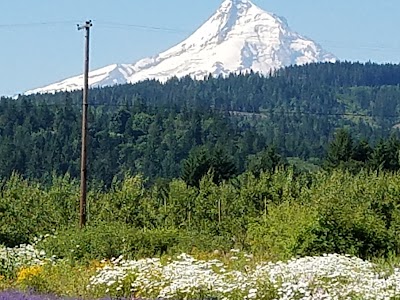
xmin=3 ymin=170 xmax=400 ymax=261
xmin=325 ymin=129 xmax=400 ymax=172
xmin=0 ymin=61 xmax=400 ymax=184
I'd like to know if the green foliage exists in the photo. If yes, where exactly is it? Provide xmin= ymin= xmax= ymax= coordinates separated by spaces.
xmin=37 ymin=223 xmax=232 ymax=262
xmin=303 ymin=171 xmax=399 ymax=258
xmin=4 ymin=61 xmax=400 ymax=297
xmin=353 ymin=139 xmax=372 ymax=163
xmin=181 ymin=147 xmax=212 ymax=188
xmin=247 ymin=201 xmax=319 ymax=260
xmin=15 ymin=261 xmax=96 ymax=299
xmin=181 ymin=147 xmax=237 ymax=187
xmin=0 ymin=174 xmax=78 ymax=247
xmin=325 ymin=130 xmax=400 ymax=173
xmin=90 ymin=175 xmax=148 ymax=226
xmin=247 ymin=146 xmax=287 ymax=177
xmin=2 ymin=166 xmax=400 ymax=261
xmin=37 ymin=223 xmax=180 ymax=261
xmin=2 ymin=62 xmax=400 ymax=184
xmin=325 ymin=129 xmax=354 ymax=169
xmin=370 ymin=136 xmax=400 ymax=171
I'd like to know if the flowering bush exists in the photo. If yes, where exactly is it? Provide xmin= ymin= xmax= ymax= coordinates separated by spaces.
xmin=89 ymin=252 xmax=400 ymax=300
xmin=3 ymin=240 xmax=400 ymax=300
xmin=88 ymin=253 xmax=260 ymax=299
xmin=0 ymin=242 xmax=48 ymax=279
xmin=16 ymin=265 xmax=44 ymax=291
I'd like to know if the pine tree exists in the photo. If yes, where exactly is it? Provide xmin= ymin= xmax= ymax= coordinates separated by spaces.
xmin=325 ymin=129 xmax=354 ymax=169
xmin=182 ymin=147 xmax=237 ymax=187
xmin=370 ymin=136 xmax=400 ymax=171
xmin=247 ymin=146 xmax=286 ymax=177
xmin=181 ymin=148 xmax=211 ymax=188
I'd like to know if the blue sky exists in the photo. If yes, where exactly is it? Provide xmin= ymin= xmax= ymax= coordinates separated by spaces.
xmin=1 ymin=0 xmax=399 ymax=96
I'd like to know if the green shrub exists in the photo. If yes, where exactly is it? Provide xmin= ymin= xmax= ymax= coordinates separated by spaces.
xmin=37 ymin=223 xmax=233 ymax=262
xmin=303 ymin=171 xmax=399 ymax=258
xmin=14 ymin=261 xmax=96 ymax=298
xmin=2 ymin=169 xmax=400 ymax=261
xmin=247 ymin=201 xmax=318 ymax=260
xmin=0 ymin=174 xmax=78 ymax=247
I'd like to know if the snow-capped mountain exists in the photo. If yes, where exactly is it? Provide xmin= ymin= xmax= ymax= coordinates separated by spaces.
xmin=26 ymin=64 xmax=133 ymax=95
xmin=26 ymin=0 xmax=336 ymax=95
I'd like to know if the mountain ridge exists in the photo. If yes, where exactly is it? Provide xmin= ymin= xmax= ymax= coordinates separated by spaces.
xmin=26 ymin=0 xmax=336 ymax=95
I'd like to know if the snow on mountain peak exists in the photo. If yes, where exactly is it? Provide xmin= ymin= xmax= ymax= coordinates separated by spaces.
xmin=223 ymin=0 xmax=253 ymax=7
xmin=25 ymin=1 xmax=337 ymax=95
xmin=221 ymin=0 xmax=253 ymax=10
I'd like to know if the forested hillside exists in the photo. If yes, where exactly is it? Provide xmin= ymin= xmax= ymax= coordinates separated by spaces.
xmin=3 ymin=62 xmax=400 ymax=300
xmin=1 ymin=61 xmax=400 ymax=184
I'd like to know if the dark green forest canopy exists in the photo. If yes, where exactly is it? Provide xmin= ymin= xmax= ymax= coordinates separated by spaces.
xmin=14 ymin=61 xmax=400 ymax=109
xmin=1 ymin=61 xmax=400 ymax=184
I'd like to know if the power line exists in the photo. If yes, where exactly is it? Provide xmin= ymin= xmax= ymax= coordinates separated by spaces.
xmin=232 ymin=110 xmax=400 ymax=120
xmin=0 ymin=20 xmax=188 ymax=34
xmin=0 ymin=21 xmax=81 ymax=28
xmin=96 ymin=20 xmax=187 ymax=34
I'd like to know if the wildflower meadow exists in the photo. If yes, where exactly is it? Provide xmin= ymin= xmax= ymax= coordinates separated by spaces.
xmin=2 ymin=170 xmax=400 ymax=299
xmin=3 ymin=241 xmax=400 ymax=299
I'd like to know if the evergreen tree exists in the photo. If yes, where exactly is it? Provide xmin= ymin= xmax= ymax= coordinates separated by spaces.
xmin=370 ymin=137 xmax=400 ymax=171
xmin=247 ymin=146 xmax=286 ymax=177
xmin=181 ymin=147 xmax=237 ymax=187
xmin=181 ymin=147 xmax=211 ymax=188
xmin=353 ymin=139 xmax=372 ymax=163
xmin=1 ymin=62 xmax=400 ymax=183
xmin=325 ymin=129 xmax=354 ymax=169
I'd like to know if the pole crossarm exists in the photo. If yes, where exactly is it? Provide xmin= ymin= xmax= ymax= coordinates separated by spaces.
xmin=77 ymin=20 xmax=92 ymax=31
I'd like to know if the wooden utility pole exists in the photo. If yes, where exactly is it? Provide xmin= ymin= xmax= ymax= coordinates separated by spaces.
xmin=77 ymin=20 xmax=92 ymax=228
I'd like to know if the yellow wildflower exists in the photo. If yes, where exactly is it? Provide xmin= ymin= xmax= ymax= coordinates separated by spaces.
xmin=88 ymin=260 xmax=108 ymax=271
xmin=17 ymin=265 xmax=43 ymax=283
